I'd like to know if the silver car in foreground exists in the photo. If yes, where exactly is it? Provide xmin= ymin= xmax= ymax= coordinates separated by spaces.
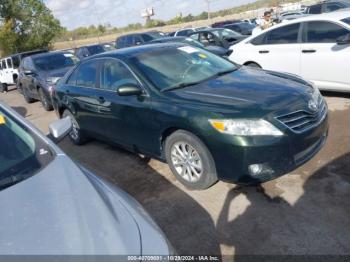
xmin=0 ymin=102 xmax=172 ymax=255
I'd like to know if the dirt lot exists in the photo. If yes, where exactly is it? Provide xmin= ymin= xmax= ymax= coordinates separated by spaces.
xmin=1 ymin=86 xmax=350 ymax=258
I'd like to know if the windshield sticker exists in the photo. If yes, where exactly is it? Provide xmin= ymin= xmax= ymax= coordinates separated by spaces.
xmin=198 ymin=53 xmax=207 ymax=59
xmin=0 ymin=115 xmax=5 ymax=125
xmin=64 ymin=53 xmax=74 ymax=57
xmin=178 ymin=46 xmax=199 ymax=54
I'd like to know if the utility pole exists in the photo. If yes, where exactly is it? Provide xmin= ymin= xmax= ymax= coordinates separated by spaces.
xmin=206 ymin=0 xmax=211 ymax=21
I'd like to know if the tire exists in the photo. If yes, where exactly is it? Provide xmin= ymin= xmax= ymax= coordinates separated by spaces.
xmin=22 ymin=86 xmax=35 ymax=103
xmin=0 ymin=83 xmax=7 ymax=93
xmin=62 ymin=109 xmax=88 ymax=145
xmin=165 ymin=130 xmax=218 ymax=190
xmin=38 ymin=87 xmax=53 ymax=111
xmin=245 ymin=62 xmax=261 ymax=68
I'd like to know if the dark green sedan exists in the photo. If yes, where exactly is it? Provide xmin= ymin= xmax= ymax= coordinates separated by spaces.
xmin=52 ymin=43 xmax=328 ymax=190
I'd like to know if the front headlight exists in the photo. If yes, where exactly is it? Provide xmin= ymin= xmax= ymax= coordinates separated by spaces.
xmin=209 ymin=119 xmax=283 ymax=136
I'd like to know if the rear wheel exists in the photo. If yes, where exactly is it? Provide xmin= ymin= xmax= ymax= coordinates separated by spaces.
xmin=0 ymin=83 xmax=8 ymax=93
xmin=165 ymin=130 xmax=218 ymax=190
xmin=22 ymin=86 xmax=35 ymax=103
xmin=62 ymin=109 xmax=88 ymax=145
xmin=245 ymin=62 xmax=261 ymax=68
xmin=38 ymin=87 xmax=53 ymax=111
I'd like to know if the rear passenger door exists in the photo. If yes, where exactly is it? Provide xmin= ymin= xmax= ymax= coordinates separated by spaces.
xmin=64 ymin=60 xmax=102 ymax=137
xmin=300 ymin=21 xmax=350 ymax=91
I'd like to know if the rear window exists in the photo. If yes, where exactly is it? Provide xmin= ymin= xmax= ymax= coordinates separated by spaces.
xmin=33 ymin=53 xmax=78 ymax=71
xmin=87 ymin=45 xmax=105 ymax=55
xmin=0 ymin=107 xmax=54 ymax=191
xmin=341 ymin=17 xmax=350 ymax=26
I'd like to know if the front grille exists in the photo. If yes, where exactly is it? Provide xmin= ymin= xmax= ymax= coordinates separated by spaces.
xmin=276 ymin=98 xmax=327 ymax=133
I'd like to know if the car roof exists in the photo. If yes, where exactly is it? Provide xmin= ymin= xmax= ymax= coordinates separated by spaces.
xmin=28 ymin=51 xmax=72 ymax=59
xmin=152 ymin=36 xmax=187 ymax=42
xmin=290 ymin=8 xmax=350 ymax=22
xmin=88 ymin=43 xmax=185 ymax=59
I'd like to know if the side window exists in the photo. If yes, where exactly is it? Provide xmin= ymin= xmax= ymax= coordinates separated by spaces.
xmin=76 ymin=61 xmax=98 ymax=88
xmin=100 ymin=59 xmax=138 ymax=91
xmin=250 ymin=33 xmax=266 ymax=45
xmin=308 ymin=4 xmax=322 ymax=14
xmin=324 ymin=3 xmax=342 ymax=12
xmin=117 ymin=37 xmax=126 ymax=48
xmin=2 ymin=60 xmax=7 ymax=69
xmin=265 ymin=23 xmax=300 ymax=44
xmin=134 ymin=35 xmax=144 ymax=45
xmin=305 ymin=21 xmax=349 ymax=43
xmin=7 ymin=58 xmax=13 ymax=68
xmin=125 ymin=36 xmax=134 ymax=47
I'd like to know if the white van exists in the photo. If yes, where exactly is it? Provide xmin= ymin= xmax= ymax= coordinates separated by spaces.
xmin=0 ymin=50 xmax=48 ymax=92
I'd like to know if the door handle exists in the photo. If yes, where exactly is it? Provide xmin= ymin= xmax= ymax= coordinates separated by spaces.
xmin=259 ymin=50 xmax=269 ymax=54
xmin=97 ymin=96 xmax=105 ymax=103
xmin=302 ymin=49 xmax=316 ymax=53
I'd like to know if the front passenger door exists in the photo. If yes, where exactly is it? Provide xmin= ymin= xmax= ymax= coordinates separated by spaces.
xmin=300 ymin=21 xmax=350 ymax=91
xmin=97 ymin=58 xmax=154 ymax=152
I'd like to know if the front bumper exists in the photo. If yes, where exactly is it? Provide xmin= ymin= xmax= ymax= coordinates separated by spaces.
xmin=203 ymin=113 xmax=329 ymax=184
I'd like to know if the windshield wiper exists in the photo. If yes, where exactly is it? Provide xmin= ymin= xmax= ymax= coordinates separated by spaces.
xmin=161 ymin=81 xmax=201 ymax=92
xmin=214 ymin=68 xmax=238 ymax=77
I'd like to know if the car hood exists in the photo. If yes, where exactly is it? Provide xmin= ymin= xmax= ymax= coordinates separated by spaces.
xmin=0 ymin=156 xmax=141 ymax=255
xmin=169 ymin=66 xmax=315 ymax=117
xmin=205 ymin=46 xmax=228 ymax=56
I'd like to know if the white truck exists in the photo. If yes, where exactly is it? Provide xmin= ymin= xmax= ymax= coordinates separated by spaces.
xmin=0 ymin=50 xmax=47 ymax=92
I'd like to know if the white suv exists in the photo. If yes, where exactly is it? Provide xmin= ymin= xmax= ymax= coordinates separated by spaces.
xmin=229 ymin=10 xmax=350 ymax=92
xmin=0 ymin=50 xmax=47 ymax=92
xmin=0 ymin=56 xmax=18 ymax=92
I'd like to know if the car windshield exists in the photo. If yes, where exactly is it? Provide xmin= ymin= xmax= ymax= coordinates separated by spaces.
xmin=212 ymin=29 xmax=242 ymax=38
xmin=33 ymin=53 xmax=78 ymax=71
xmin=182 ymin=38 xmax=205 ymax=48
xmin=0 ymin=107 xmax=54 ymax=191
xmin=87 ymin=45 xmax=105 ymax=55
xmin=130 ymin=46 xmax=237 ymax=90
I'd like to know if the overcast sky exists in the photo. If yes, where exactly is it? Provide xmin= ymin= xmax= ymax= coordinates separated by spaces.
xmin=44 ymin=0 xmax=256 ymax=30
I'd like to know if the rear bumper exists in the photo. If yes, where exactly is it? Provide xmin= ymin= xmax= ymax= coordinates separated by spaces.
xmin=203 ymin=114 xmax=329 ymax=184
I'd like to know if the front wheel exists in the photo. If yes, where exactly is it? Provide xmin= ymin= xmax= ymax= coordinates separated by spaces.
xmin=22 ymin=86 xmax=35 ymax=103
xmin=62 ymin=110 xmax=88 ymax=145
xmin=165 ymin=130 xmax=218 ymax=190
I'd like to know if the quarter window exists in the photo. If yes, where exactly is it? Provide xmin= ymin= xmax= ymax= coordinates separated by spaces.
xmin=100 ymin=60 xmax=138 ymax=91
xmin=265 ymin=23 xmax=300 ymax=44
xmin=304 ymin=21 xmax=349 ymax=43
xmin=341 ymin=17 xmax=350 ymax=26
xmin=75 ymin=61 xmax=98 ymax=88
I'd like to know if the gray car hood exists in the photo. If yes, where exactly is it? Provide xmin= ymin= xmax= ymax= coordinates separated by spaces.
xmin=0 ymin=155 xmax=141 ymax=255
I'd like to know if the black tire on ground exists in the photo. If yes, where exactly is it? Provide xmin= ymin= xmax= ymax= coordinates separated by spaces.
xmin=0 ymin=83 xmax=7 ymax=93
xmin=38 ymin=87 xmax=53 ymax=111
xmin=62 ymin=109 xmax=88 ymax=145
xmin=165 ymin=130 xmax=218 ymax=190
xmin=245 ymin=62 xmax=261 ymax=68
xmin=22 ymin=86 xmax=35 ymax=103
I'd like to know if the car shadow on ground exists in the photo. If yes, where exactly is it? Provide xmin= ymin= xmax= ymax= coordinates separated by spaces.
xmin=59 ymin=138 xmax=221 ymax=255
xmin=59 ymin=138 xmax=350 ymax=256
xmin=12 ymin=106 xmax=27 ymax=117
xmin=217 ymin=152 xmax=350 ymax=257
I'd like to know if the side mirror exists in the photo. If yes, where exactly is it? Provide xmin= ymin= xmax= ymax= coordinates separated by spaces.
xmin=117 ymin=84 xmax=143 ymax=96
xmin=48 ymin=117 xmax=72 ymax=143
xmin=336 ymin=33 xmax=350 ymax=45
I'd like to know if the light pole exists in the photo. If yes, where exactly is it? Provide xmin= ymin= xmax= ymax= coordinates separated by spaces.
xmin=206 ymin=0 xmax=211 ymax=21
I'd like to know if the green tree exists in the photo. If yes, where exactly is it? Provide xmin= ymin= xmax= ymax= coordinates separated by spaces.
xmin=0 ymin=0 xmax=62 ymax=56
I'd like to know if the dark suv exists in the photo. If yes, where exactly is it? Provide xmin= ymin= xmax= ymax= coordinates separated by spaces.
xmin=18 ymin=51 xmax=79 ymax=111
xmin=75 ymin=44 xmax=105 ymax=60
xmin=52 ymin=44 xmax=328 ymax=190
xmin=115 ymin=31 xmax=165 ymax=49
xmin=306 ymin=0 xmax=350 ymax=14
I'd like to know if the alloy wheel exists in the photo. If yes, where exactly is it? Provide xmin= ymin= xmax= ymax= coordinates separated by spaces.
xmin=170 ymin=142 xmax=203 ymax=183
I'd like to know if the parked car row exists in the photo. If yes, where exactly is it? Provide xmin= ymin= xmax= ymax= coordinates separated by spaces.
xmin=228 ymin=10 xmax=350 ymax=92
xmin=1 ymin=6 xmax=340 ymax=256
